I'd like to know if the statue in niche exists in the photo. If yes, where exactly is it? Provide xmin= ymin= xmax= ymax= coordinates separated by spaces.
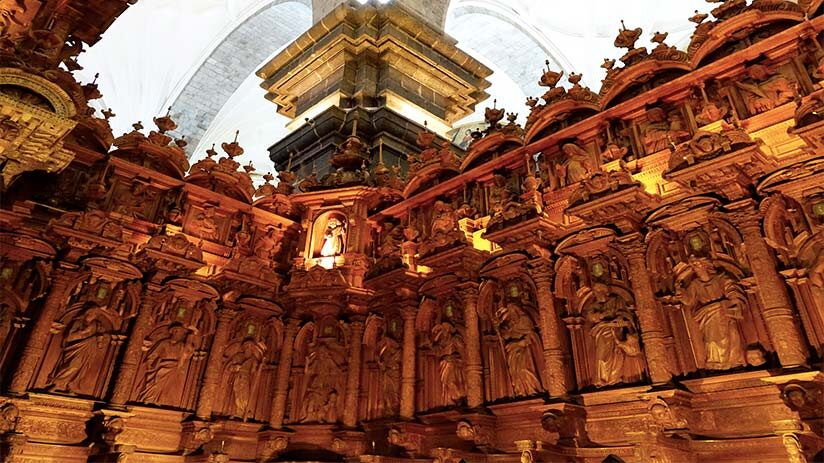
xmin=377 ymin=322 xmax=402 ymax=414
xmin=431 ymin=318 xmax=466 ymax=404
xmin=429 ymin=200 xmax=460 ymax=248
xmin=254 ymin=225 xmax=282 ymax=261
xmin=300 ymin=337 xmax=346 ymax=423
xmin=377 ymin=222 xmax=403 ymax=259
xmin=735 ymin=64 xmax=796 ymax=115
xmin=674 ymin=256 xmax=746 ymax=370
xmin=642 ymin=107 xmax=690 ymax=153
xmin=320 ymin=217 xmax=345 ymax=257
xmin=585 ymin=283 xmax=644 ymax=387
xmin=493 ymin=299 xmax=542 ymax=396
xmin=192 ymin=207 xmax=219 ymax=241
xmin=47 ymin=306 xmax=111 ymax=395
xmin=557 ymin=143 xmax=593 ymax=187
xmin=137 ymin=323 xmax=196 ymax=405
xmin=224 ymin=339 xmax=263 ymax=419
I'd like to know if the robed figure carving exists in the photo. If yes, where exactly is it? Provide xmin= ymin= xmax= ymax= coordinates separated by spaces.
xmin=299 ymin=336 xmax=346 ymax=423
xmin=431 ymin=319 xmax=467 ymax=404
xmin=224 ymin=339 xmax=264 ymax=419
xmin=583 ymin=283 xmax=645 ymax=387
xmin=320 ymin=218 xmax=345 ymax=257
xmin=674 ymin=256 xmax=746 ymax=370
xmin=47 ymin=305 xmax=111 ymax=395
xmin=558 ymin=143 xmax=593 ymax=187
xmin=137 ymin=323 xmax=196 ymax=405
xmin=493 ymin=301 xmax=542 ymax=396
xmin=377 ymin=327 xmax=402 ymax=414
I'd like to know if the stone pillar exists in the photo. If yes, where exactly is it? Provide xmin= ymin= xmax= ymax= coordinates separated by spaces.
xmin=615 ymin=234 xmax=673 ymax=385
xmin=195 ymin=305 xmax=238 ymax=419
xmin=342 ymin=317 xmax=365 ymax=428
xmin=725 ymin=202 xmax=809 ymax=367
xmin=269 ymin=318 xmax=300 ymax=428
xmin=529 ymin=259 xmax=571 ymax=396
xmin=110 ymin=286 xmax=160 ymax=406
xmin=9 ymin=268 xmax=77 ymax=393
xmin=459 ymin=284 xmax=484 ymax=408
xmin=400 ymin=305 xmax=417 ymax=419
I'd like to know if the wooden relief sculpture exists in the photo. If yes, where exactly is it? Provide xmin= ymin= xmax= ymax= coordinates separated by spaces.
xmin=581 ymin=282 xmax=645 ymax=387
xmin=132 ymin=288 xmax=215 ymax=409
xmin=734 ymin=64 xmax=796 ymax=116
xmin=376 ymin=317 xmax=402 ymax=415
xmin=673 ymin=255 xmax=747 ymax=370
xmin=479 ymin=278 xmax=544 ymax=399
xmin=296 ymin=319 xmax=347 ymax=423
xmin=556 ymin=251 xmax=647 ymax=388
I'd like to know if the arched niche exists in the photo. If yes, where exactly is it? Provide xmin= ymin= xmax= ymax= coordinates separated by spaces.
xmin=308 ymin=211 xmax=348 ymax=269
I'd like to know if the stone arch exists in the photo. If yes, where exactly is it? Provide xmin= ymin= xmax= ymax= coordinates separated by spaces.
xmin=446 ymin=0 xmax=574 ymax=99
xmin=169 ymin=0 xmax=311 ymax=156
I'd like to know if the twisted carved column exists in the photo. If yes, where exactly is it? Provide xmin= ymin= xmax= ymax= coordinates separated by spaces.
xmin=9 ymin=268 xmax=77 ymax=393
xmin=400 ymin=305 xmax=417 ymax=419
xmin=529 ymin=259 xmax=571 ymax=396
xmin=195 ymin=305 xmax=239 ymax=419
xmin=269 ymin=318 xmax=300 ymax=428
xmin=459 ymin=284 xmax=484 ymax=408
xmin=615 ymin=234 xmax=673 ymax=385
xmin=342 ymin=317 xmax=365 ymax=428
xmin=110 ymin=285 xmax=160 ymax=406
xmin=725 ymin=202 xmax=809 ymax=367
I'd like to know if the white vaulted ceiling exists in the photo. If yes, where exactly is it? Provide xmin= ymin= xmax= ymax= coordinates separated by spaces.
xmin=76 ymin=0 xmax=751 ymax=177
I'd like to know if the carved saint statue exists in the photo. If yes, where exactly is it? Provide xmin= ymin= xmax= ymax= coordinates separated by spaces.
xmin=431 ymin=320 xmax=467 ymax=404
xmin=377 ymin=329 xmax=402 ymax=414
xmin=585 ymin=283 xmax=645 ymax=387
xmin=558 ymin=143 xmax=593 ymax=187
xmin=224 ymin=339 xmax=263 ymax=419
xmin=494 ymin=302 xmax=542 ymax=396
xmin=642 ymin=107 xmax=689 ymax=153
xmin=193 ymin=208 xmax=219 ymax=241
xmin=48 ymin=308 xmax=110 ymax=395
xmin=675 ymin=256 xmax=746 ymax=370
xmin=735 ymin=65 xmax=795 ymax=115
xmin=320 ymin=218 xmax=345 ymax=257
xmin=300 ymin=337 xmax=346 ymax=423
xmin=137 ymin=324 xmax=196 ymax=405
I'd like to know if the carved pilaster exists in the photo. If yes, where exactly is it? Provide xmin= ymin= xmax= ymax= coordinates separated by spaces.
xmin=195 ymin=304 xmax=240 ymax=419
xmin=459 ymin=283 xmax=484 ymax=408
xmin=528 ymin=257 xmax=571 ymax=397
xmin=109 ymin=286 xmax=160 ymax=406
xmin=724 ymin=202 xmax=809 ymax=367
xmin=269 ymin=318 xmax=300 ymax=428
xmin=615 ymin=234 xmax=674 ymax=384
xmin=400 ymin=304 xmax=417 ymax=419
xmin=9 ymin=268 xmax=78 ymax=393
xmin=342 ymin=316 xmax=365 ymax=428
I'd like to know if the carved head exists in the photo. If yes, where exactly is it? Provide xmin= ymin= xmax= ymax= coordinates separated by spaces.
xmin=748 ymin=64 xmax=771 ymax=81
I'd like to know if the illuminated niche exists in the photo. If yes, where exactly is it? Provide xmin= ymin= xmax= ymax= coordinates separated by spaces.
xmin=309 ymin=211 xmax=347 ymax=269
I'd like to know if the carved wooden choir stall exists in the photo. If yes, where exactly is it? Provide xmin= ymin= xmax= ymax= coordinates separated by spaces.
xmin=0 ymin=0 xmax=824 ymax=462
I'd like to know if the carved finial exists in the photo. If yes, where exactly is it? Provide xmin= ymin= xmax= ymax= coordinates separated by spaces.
xmin=602 ymin=58 xmax=615 ymax=70
xmin=132 ymin=121 xmax=143 ymax=131
xmin=233 ymin=130 xmax=239 ymax=143
xmin=92 ymin=72 xmax=99 ymax=84
xmin=206 ymin=143 xmax=217 ymax=158
xmin=652 ymin=31 xmax=669 ymax=45
xmin=689 ymin=10 xmax=708 ymax=24
xmin=568 ymin=72 xmax=583 ymax=86
xmin=102 ymin=108 xmax=115 ymax=120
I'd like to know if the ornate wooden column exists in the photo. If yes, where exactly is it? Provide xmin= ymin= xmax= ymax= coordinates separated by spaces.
xmin=195 ymin=304 xmax=239 ymax=419
xmin=269 ymin=318 xmax=300 ymax=428
xmin=400 ymin=304 xmax=417 ymax=419
xmin=528 ymin=257 xmax=571 ymax=396
xmin=615 ymin=234 xmax=673 ymax=385
xmin=459 ymin=283 xmax=484 ymax=408
xmin=9 ymin=268 xmax=77 ymax=393
xmin=109 ymin=284 xmax=161 ymax=406
xmin=342 ymin=316 xmax=365 ymax=428
xmin=724 ymin=202 xmax=809 ymax=367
